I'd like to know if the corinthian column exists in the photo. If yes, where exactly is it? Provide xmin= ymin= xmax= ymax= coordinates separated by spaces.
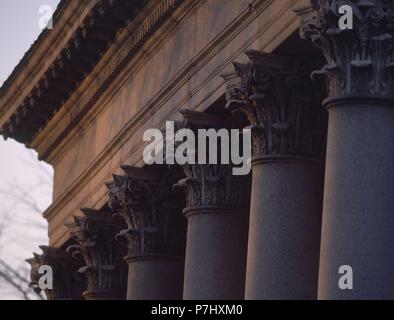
xmin=223 ymin=50 xmax=327 ymax=299
xmin=298 ymin=1 xmax=394 ymax=299
xmin=26 ymin=245 xmax=83 ymax=300
xmin=66 ymin=208 xmax=128 ymax=300
xmin=174 ymin=110 xmax=251 ymax=300
xmin=106 ymin=166 xmax=186 ymax=300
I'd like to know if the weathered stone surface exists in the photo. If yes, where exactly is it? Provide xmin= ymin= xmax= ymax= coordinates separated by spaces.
xmin=173 ymin=110 xmax=251 ymax=210
xmin=298 ymin=0 xmax=394 ymax=98
xmin=106 ymin=166 xmax=186 ymax=259
xmin=66 ymin=208 xmax=127 ymax=300
xmin=222 ymin=50 xmax=326 ymax=160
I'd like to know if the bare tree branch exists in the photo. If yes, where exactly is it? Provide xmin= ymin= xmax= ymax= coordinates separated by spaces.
xmin=0 ymin=260 xmax=44 ymax=300
xmin=0 ymin=153 xmax=52 ymax=300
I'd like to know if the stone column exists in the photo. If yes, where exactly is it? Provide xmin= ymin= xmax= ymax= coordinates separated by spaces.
xmin=26 ymin=245 xmax=84 ymax=300
xmin=298 ymin=1 xmax=394 ymax=299
xmin=223 ymin=50 xmax=327 ymax=299
xmin=106 ymin=166 xmax=186 ymax=300
xmin=174 ymin=110 xmax=251 ymax=300
xmin=66 ymin=208 xmax=128 ymax=300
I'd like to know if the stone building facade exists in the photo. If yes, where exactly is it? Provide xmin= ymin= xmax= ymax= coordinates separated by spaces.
xmin=1 ymin=0 xmax=393 ymax=299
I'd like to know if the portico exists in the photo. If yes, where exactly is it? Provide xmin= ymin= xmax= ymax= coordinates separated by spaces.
xmin=0 ymin=0 xmax=392 ymax=300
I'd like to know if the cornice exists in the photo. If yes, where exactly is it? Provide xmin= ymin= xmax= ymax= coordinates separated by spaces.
xmin=31 ymin=0 xmax=186 ymax=162
xmin=0 ymin=1 xmax=77 ymax=113
xmin=0 ymin=0 xmax=96 ymax=132
xmin=33 ymin=0 xmax=284 ymax=166
xmin=32 ymin=0 xmax=303 ymax=167
xmin=0 ymin=0 xmax=148 ymax=144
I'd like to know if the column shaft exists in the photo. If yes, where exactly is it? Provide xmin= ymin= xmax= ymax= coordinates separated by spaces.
xmin=319 ymin=99 xmax=394 ymax=299
xmin=127 ymin=257 xmax=184 ymax=300
xmin=298 ymin=1 xmax=394 ymax=299
xmin=246 ymin=159 xmax=323 ymax=299
xmin=183 ymin=207 xmax=249 ymax=299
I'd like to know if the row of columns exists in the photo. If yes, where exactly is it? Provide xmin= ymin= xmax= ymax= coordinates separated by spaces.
xmin=27 ymin=0 xmax=394 ymax=300
xmin=27 ymin=66 xmax=324 ymax=300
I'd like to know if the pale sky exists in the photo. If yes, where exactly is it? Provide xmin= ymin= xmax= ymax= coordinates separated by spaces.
xmin=0 ymin=0 xmax=61 ymax=299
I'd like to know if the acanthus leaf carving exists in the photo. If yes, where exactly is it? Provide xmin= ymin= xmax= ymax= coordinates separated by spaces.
xmin=26 ymin=245 xmax=84 ymax=300
xmin=66 ymin=208 xmax=127 ymax=298
xmin=173 ymin=110 xmax=251 ymax=210
xmin=297 ymin=0 xmax=394 ymax=98
xmin=106 ymin=167 xmax=186 ymax=259
xmin=222 ymin=50 xmax=327 ymax=160
xmin=174 ymin=163 xmax=251 ymax=210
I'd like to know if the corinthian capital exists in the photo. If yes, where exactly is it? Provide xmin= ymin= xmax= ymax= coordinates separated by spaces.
xmin=175 ymin=164 xmax=251 ymax=211
xmin=106 ymin=166 xmax=186 ymax=259
xmin=26 ymin=245 xmax=83 ymax=300
xmin=66 ymin=208 xmax=127 ymax=299
xmin=222 ymin=50 xmax=326 ymax=160
xmin=173 ymin=110 xmax=251 ymax=211
xmin=297 ymin=0 xmax=394 ymax=98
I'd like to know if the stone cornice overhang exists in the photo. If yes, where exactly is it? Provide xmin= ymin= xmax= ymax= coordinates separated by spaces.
xmin=32 ymin=0 xmax=184 ymax=163
xmin=0 ymin=0 xmax=147 ymax=145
